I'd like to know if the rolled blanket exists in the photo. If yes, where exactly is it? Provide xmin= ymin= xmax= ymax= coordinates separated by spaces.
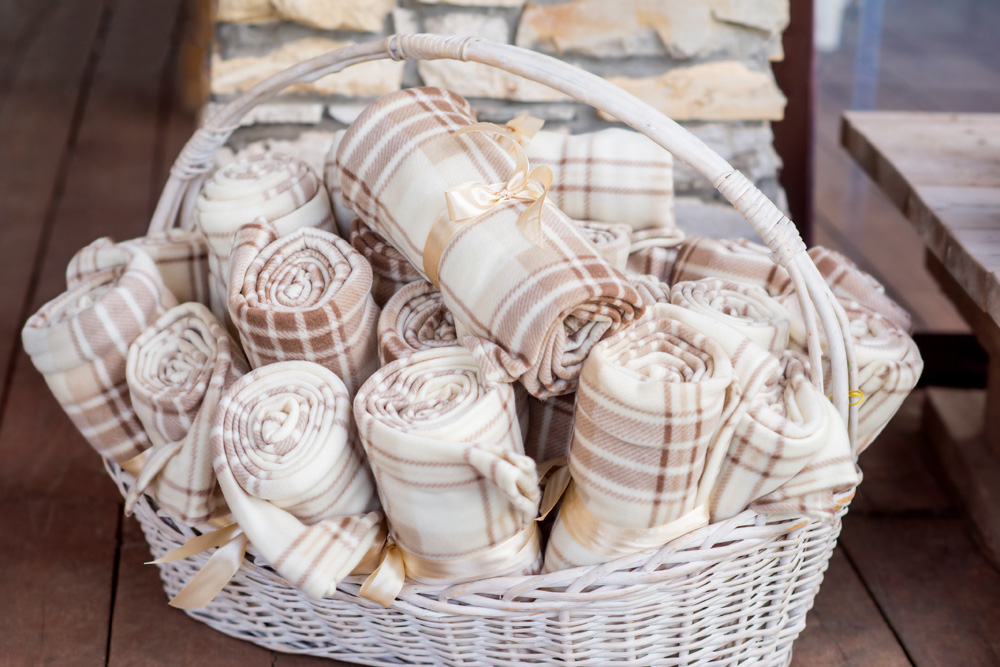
xmin=337 ymin=87 xmax=643 ymax=398
xmin=125 ymin=303 xmax=248 ymax=525
xmin=543 ymin=303 xmax=779 ymax=572
xmin=524 ymin=393 xmax=576 ymax=465
xmin=195 ymin=152 xmax=334 ymax=321
xmin=377 ymin=280 xmax=456 ymax=366
xmin=523 ymin=126 xmax=675 ymax=231
xmin=626 ymin=227 xmax=686 ymax=280
xmin=671 ymin=237 xmax=787 ymax=290
xmin=68 ymin=230 xmax=211 ymax=306
xmin=628 ymin=274 xmax=672 ymax=309
xmin=227 ymin=223 xmax=379 ymax=397
xmin=350 ymin=220 xmax=423 ymax=309
xmin=212 ymin=361 xmax=383 ymax=600
xmin=709 ymin=351 xmax=854 ymax=521
xmin=573 ymin=220 xmax=631 ymax=271
xmin=670 ymin=278 xmax=793 ymax=353
xmin=22 ymin=246 xmax=178 ymax=462
xmin=323 ymin=129 xmax=359 ymax=240
xmin=354 ymin=347 xmax=541 ymax=586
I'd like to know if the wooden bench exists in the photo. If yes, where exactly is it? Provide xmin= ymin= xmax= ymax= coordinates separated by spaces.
xmin=842 ymin=111 xmax=1000 ymax=565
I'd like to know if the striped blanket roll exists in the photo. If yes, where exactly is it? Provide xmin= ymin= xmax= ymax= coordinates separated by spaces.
xmin=625 ymin=226 xmax=687 ymax=281
xmin=671 ymin=237 xmax=787 ymax=290
xmin=68 ymin=230 xmax=211 ymax=306
xmin=354 ymin=347 xmax=541 ymax=582
xmin=227 ymin=223 xmax=379 ymax=397
xmin=523 ymin=127 xmax=675 ymax=231
xmin=670 ymin=278 xmax=793 ymax=353
xmin=212 ymin=361 xmax=383 ymax=600
xmin=350 ymin=220 xmax=423 ymax=309
xmin=543 ymin=304 xmax=779 ymax=572
xmin=628 ymin=274 xmax=672 ymax=309
xmin=124 ymin=303 xmax=249 ymax=525
xmin=573 ymin=220 xmax=631 ymax=271
xmin=195 ymin=152 xmax=334 ymax=321
xmin=710 ymin=351 xmax=855 ymax=521
xmin=337 ymin=87 xmax=643 ymax=399
xmin=22 ymin=246 xmax=178 ymax=462
xmin=377 ymin=280 xmax=456 ymax=366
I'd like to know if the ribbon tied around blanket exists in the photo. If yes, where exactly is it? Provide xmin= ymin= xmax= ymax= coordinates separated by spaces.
xmin=423 ymin=122 xmax=554 ymax=287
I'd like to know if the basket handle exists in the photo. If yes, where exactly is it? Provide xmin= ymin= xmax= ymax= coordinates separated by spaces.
xmin=150 ymin=33 xmax=858 ymax=448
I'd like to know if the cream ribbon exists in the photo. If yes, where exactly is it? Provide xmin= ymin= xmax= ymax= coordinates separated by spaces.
xmin=359 ymin=524 xmax=540 ymax=608
xmin=149 ymin=522 xmax=388 ymax=609
xmin=536 ymin=456 xmax=571 ymax=520
xmin=422 ymin=122 xmax=554 ymax=287
xmin=561 ymin=483 xmax=710 ymax=560
xmin=504 ymin=113 xmax=545 ymax=146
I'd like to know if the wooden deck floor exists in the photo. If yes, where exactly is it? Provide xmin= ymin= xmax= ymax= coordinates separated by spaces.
xmin=2 ymin=1 xmax=999 ymax=665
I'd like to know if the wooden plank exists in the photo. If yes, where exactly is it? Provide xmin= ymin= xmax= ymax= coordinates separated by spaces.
xmin=107 ymin=519 xmax=273 ymax=667
xmin=924 ymin=387 xmax=1000 ymax=567
xmin=0 ymin=499 xmax=120 ymax=667
xmin=841 ymin=517 xmax=1000 ymax=667
xmin=0 ymin=0 xmax=109 ymax=398
xmin=791 ymin=550 xmax=911 ymax=667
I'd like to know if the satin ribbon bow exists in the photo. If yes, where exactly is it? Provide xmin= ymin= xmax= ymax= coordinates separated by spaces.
xmin=423 ymin=122 xmax=554 ymax=287
xmin=504 ymin=113 xmax=545 ymax=146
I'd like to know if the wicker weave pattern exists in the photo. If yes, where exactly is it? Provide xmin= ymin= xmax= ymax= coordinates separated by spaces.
xmin=113 ymin=462 xmax=840 ymax=666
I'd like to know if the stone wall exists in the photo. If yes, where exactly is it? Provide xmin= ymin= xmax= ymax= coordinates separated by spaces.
xmin=209 ymin=0 xmax=790 ymax=234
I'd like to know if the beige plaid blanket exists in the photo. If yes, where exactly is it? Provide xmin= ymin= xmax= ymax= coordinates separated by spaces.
xmin=350 ymin=220 xmax=423 ymax=309
xmin=336 ymin=87 xmax=643 ymax=398
xmin=523 ymin=127 xmax=675 ymax=231
xmin=22 ymin=246 xmax=178 ymax=462
xmin=227 ymin=223 xmax=379 ymax=397
xmin=124 ymin=303 xmax=249 ymax=525
xmin=628 ymin=274 xmax=672 ymax=309
xmin=354 ymin=347 xmax=541 ymax=583
xmin=710 ymin=351 xmax=856 ymax=521
xmin=573 ymin=220 xmax=631 ymax=271
xmin=196 ymin=152 xmax=334 ymax=321
xmin=544 ymin=304 xmax=779 ymax=572
xmin=670 ymin=278 xmax=793 ymax=353
xmin=68 ymin=230 xmax=211 ymax=307
xmin=211 ymin=360 xmax=383 ymax=600
xmin=377 ymin=280 xmax=457 ymax=366
xmin=673 ymin=238 xmax=912 ymax=332
xmin=626 ymin=227 xmax=687 ymax=280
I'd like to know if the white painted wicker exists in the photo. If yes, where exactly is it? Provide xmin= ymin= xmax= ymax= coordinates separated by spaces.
xmin=119 ymin=34 xmax=859 ymax=666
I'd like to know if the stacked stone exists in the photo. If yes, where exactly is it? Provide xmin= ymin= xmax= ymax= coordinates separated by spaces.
xmin=209 ymin=0 xmax=790 ymax=222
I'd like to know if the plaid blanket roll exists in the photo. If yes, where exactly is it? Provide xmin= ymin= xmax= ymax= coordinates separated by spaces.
xmin=628 ymin=274 xmax=672 ymax=309
xmin=227 ymin=223 xmax=379 ymax=397
xmin=354 ymin=347 xmax=541 ymax=581
xmin=211 ymin=361 xmax=383 ymax=599
xmin=68 ymin=230 xmax=211 ymax=306
xmin=125 ymin=303 xmax=249 ymax=525
xmin=377 ymin=280 xmax=457 ymax=366
xmin=196 ymin=152 xmax=334 ymax=321
xmin=573 ymin=220 xmax=631 ymax=271
xmin=710 ymin=351 xmax=856 ymax=521
xmin=350 ymin=220 xmax=423 ymax=309
xmin=670 ymin=278 xmax=793 ymax=353
xmin=336 ymin=87 xmax=643 ymax=398
xmin=22 ymin=246 xmax=178 ymax=462
xmin=524 ymin=127 xmax=675 ymax=231
xmin=626 ymin=227 xmax=687 ymax=281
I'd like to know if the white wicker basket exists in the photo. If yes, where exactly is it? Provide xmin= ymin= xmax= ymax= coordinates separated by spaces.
xmin=121 ymin=33 xmax=861 ymax=666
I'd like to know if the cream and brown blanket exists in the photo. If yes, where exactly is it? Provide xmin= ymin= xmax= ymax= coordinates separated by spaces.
xmin=211 ymin=361 xmax=383 ymax=600
xmin=227 ymin=222 xmax=379 ymax=397
xmin=573 ymin=220 xmax=632 ymax=271
xmin=522 ymin=126 xmax=675 ymax=231
xmin=68 ymin=230 xmax=211 ymax=307
xmin=709 ymin=351 xmax=856 ymax=521
xmin=23 ymin=245 xmax=178 ymax=462
xmin=350 ymin=220 xmax=423 ymax=309
xmin=196 ymin=152 xmax=334 ymax=321
xmin=377 ymin=280 xmax=457 ymax=366
xmin=625 ymin=227 xmax=687 ymax=281
xmin=336 ymin=87 xmax=643 ymax=398
xmin=125 ymin=303 xmax=248 ymax=525
xmin=354 ymin=347 xmax=541 ymax=584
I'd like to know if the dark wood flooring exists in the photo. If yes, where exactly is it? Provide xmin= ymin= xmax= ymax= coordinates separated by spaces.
xmin=1 ymin=1 xmax=998 ymax=665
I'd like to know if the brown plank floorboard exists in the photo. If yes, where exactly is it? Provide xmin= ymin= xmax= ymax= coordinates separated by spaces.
xmin=841 ymin=517 xmax=1000 ymax=667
